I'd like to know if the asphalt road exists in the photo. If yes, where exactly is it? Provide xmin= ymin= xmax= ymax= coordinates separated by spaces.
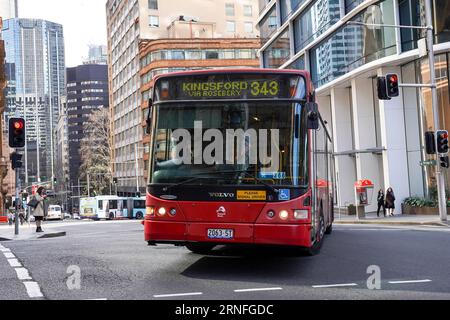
xmin=1 ymin=220 xmax=450 ymax=300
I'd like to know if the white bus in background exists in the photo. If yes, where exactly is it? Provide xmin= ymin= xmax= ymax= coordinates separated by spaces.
xmin=80 ymin=196 xmax=126 ymax=220
xmin=46 ymin=205 xmax=63 ymax=220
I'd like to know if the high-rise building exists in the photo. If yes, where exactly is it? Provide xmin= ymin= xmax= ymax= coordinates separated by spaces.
xmin=106 ymin=0 xmax=260 ymax=196
xmin=2 ymin=18 xmax=66 ymax=186
xmin=55 ymin=95 xmax=70 ymax=209
xmin=0 ymin=0 xmax=18 ymax=20
xmin=259 ymin=0 xmax=450 ymax=213
xmin=83 ymin=45 xmax=108 ymax=65
xmin=66 ymin=64 xmax=109 ymax=200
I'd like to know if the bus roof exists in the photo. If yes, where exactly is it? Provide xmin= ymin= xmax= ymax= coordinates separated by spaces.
xmin=153 ymin=68 xmax=311 ymax=84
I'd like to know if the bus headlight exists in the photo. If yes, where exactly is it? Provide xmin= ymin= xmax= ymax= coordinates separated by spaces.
xmin=279 ymin=210 xmax=289 ymax=220
xmin=294 ymin=210 xmax=309 ymax=220
xmin=145 ymin=206 xmax=155 ymax=219
xmin=158 ymin=207 xmax=167 ymax=216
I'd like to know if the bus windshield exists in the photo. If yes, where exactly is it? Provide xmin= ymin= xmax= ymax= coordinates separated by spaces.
xmin=149 ymin=101 xmax=309 ymax=187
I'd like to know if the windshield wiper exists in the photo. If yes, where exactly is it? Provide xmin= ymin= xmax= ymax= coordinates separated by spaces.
xmin=162 ymin=176 xmax=211 ymax=192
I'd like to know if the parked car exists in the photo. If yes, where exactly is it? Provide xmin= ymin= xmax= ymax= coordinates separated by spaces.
xmin=64 ymin=212 xmax=72 ymax=220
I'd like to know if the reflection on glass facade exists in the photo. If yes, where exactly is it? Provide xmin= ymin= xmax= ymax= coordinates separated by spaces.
xmin=263 ymin=29 xmax=291 ymax=68
xmin=259 ymin=6 xmax=278 ymax=46
xmin=293 ymin=0 xmax=341 ymax=53
xmin=2 ymin=18 xmax=66 ymax=184
xmin=402 ymin=53 xmax=450 ymax=198
xmin=287 ymin=55 xmax=305 ymax=70
xmin=345 ymin=0 xmax=365 ymax=13
xmin=280 ymin=0 xmax=305 ymax=24
xmin=311 ymin=0 xmax=396 ymax=87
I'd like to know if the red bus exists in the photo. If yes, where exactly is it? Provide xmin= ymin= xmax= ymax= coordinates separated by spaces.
xmin=144 ymin=69 xmax=334 ymax=255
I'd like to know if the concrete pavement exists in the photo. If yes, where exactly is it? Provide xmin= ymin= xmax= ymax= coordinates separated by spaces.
xmin=334 ymin=212 xmax=449 ymax=227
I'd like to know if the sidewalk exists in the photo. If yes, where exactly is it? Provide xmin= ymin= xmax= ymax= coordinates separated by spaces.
xmin=334 ymin=212 xmax=449 ymax=227
xmin=0 ymin=223 xmax=66 ymax=241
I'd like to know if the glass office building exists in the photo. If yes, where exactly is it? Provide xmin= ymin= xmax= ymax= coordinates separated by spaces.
xmin=259 ymin=0 xmax=450 ymax=212
xmin=2 ymin=18 xmax=66 ymax=185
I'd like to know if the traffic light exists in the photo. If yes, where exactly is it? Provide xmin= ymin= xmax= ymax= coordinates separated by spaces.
xmin=377 ymin=74 xmax=400 ymax=100
xmin=440 ymin=156 xmax=450 ymax=168
xmin=377 ymin=77 xmax=390 ymax=100
xmin=10 ymin=152 xmax=23 ymax=170
xmin=113 ymin=178 xmax=118 ymax=184
xmin=8 ymin=118 xmax=26 ymax=148
xmin=21 ymin=193 xmax=28 ymax=201
xmin=425 ymin=131 xmax=436 ymax=155
xmin=386 ymin=73 xmax=399 ymax=98
xmin=436 ymin=130 xmax=449 ymax=154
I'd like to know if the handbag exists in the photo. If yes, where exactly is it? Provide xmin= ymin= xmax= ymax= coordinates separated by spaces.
xmin=27 ymin=196 xmax=39 ymax=209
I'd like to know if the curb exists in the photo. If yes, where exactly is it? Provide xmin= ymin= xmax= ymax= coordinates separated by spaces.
xmin=0 ymin=231 xmax=67 ymax=242
xmin=335 ymin=220 xmax=448 ymax=227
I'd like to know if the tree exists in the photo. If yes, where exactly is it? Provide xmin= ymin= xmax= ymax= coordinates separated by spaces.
xmin=79 ymin=108 xmax=112 ymax=196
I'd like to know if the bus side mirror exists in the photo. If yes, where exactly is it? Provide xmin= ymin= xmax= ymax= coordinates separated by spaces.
xmin=146 ymin=99 xmax=153 ymax=135
xmin=306 ymin=102 xmax=319 ymax=130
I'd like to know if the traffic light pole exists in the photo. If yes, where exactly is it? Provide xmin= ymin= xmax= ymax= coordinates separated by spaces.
xmin=14 ymin=160 xmax=21 ymax=236
xmin=425 ymin=0 xmax=447 ymax=222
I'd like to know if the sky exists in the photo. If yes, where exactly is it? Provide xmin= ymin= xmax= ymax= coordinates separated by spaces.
xmin=19 ymin=0 xmax=108 ymax=67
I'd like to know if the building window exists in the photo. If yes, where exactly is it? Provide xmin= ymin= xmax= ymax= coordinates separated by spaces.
xmin=148 ymin=0 xmax=158 ymax=10
xmin=293 ymin=0 xmax=341 ymax=53
xmin=310 ymin=0 xmax=396 ymax=87
xmin=225 ymin=3 xmax=235 ymax=16
xmin=263 ymin=29 xmax=291 ymax=68
xmin=344 ymin=0 xmax=365 ymax=14
xmin=149 ymin=15 xmax=159 ymax=27
xmin=259 ymin=6 xmax=278 ymax=45
xmin=280 ymin=0 xmax=304 ymax=24
xmin=244 ymin=22 xmax=254 ymax=33
xmin=205 ymin=51 xmax=219 ymax=59
xmin=244 ymin=5 xmax=253 ymax=17
xmin=226 ymin=21 xmax=236 ymax=33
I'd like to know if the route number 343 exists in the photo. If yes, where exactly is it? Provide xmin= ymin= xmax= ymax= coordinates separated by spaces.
xmin=250 ymin=81 xmax=279 ymax=96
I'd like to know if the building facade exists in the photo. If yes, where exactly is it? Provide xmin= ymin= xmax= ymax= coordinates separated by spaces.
xmin=106 ymin=0 xmax=260 ymax=196
xmin=0 ymin=0 xmax=18 ymax=20
xmin=259 ymin=0 xmax=450 ymax=213
xmin=66 ymin=64 xmax=109 ymax=200
xmin=55 ymin=95 xmax=70 ymax=210
xmin=2 ymin=18 xmax=66 ymax=187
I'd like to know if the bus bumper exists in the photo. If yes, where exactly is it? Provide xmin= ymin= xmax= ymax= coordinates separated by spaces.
xmin=144 ymin=221 xmax=312 ymax=248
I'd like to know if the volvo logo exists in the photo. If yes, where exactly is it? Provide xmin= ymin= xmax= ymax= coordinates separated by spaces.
xmin=209 ymin=192 xmax=235 ymax=198
xmin=217 ymin=206 xmax=227 ymax=218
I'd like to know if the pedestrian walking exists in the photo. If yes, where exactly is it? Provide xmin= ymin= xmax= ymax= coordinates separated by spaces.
xmin=385 ymin=188 xmax=396 ymax=217
xmin=377 ymin=189 xmax=386 ymax=217
xmin=31 ymin=187 xmax=47 ymax=233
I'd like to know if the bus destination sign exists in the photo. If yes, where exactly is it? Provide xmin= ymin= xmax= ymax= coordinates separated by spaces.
xmin=154 ymin=74 xmax=306 ymax=101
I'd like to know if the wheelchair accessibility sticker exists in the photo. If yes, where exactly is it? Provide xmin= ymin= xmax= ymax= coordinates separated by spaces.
xmin=278 ymin=189 xmax=291 ymax=201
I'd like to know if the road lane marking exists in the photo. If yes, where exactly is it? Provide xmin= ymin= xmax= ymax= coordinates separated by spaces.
xmin=154 ymin=292 xmax=203 ymax=298
xmin=313 ymin=283 xmax=358 ymax=289
xmin=389 ymin=279 xmax=432 ymax=285
xmin=234 ymin=287 xmax=283 ymax=293
xmin=15 ymin=268 xmax=32 ymax=281
xmin=1 ymin=248 xmax=11 ymax=252
xmin=3 ymin=252 xmax=15 ymax=259
xmin=23 ymin=282 xmax=44 ymax=298
xmin=7 ymin=258 xmax=22 ymax=267
xmin=85 ymin=298 xmax=108 ymax=300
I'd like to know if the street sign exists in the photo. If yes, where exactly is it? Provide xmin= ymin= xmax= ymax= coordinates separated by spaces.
xmin=420 ymin=160 xmax=437 ymax=166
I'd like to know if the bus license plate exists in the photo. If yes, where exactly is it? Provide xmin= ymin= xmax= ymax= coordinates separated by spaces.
xmin=207 ymin=229 xmax=234 ymax=240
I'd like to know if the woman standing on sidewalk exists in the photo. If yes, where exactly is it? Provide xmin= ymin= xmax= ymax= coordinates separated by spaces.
xmin=32 ymin=187 xmax=47 ymax=233
xmin=385 ymin=188 xmax=396 ymax=217
xmin=377 ymin=189 xmax=386 ymax=218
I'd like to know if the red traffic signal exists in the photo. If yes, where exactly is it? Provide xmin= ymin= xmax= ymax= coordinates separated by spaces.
xmin=8 ymin=118 xmax=26 ymax=148
xmin=437 ymin=130 xmax=449 ymax=154
xmin=386 ymin=73 xmax=399 ymax=98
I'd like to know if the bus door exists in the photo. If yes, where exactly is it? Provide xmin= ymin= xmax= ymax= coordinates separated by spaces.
xmin=127 ymin=198 xmax=134 ymax=219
